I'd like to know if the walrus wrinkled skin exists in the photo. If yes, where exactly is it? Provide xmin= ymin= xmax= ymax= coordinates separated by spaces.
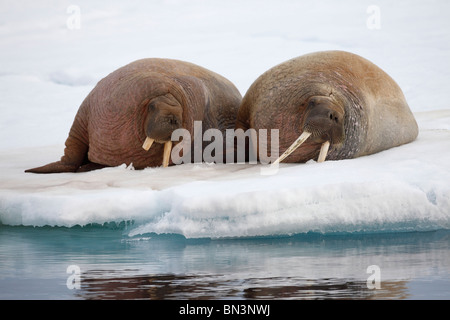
xmin=26 ymin=58 xmax=242 ymax=173
xmin=236 ymin=50 xmax=419 ymax=163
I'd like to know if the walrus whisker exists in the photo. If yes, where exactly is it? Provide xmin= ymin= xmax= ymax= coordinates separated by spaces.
xmin=303 ymin=125 xmax=324 ymax=138
xmin=272 ymin=131 xmax=311 ymax=165
xmin=317 ymin=140 xmax=330 ymax=163
xmin=162 ymin=141 xmax=172 ymax=167
xmin=142 ymin=137 xmax=154 ymax=151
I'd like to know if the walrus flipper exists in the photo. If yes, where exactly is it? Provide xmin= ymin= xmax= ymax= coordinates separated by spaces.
xmin=25 ymin=96 xmax=92 ymax=173
xmin=25 ymin=135 xmax=90 ymax=174
xmin=25 ymin=160 xmax=82 ymax=173
xmin=25 ymin=139 xmax=88 ymax=174
xmin=25 ymin=158 xmax=106 ymax=173
xmin=25 ymin=112 xmax=90 ymax=173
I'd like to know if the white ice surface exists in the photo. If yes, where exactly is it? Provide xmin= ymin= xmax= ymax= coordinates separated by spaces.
xmin=1 ymin=0 xmax=449 ymax=238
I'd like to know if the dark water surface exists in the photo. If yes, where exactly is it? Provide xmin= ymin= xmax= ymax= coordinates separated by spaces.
xmin=0 ymin=224 xmax=449 ymax=300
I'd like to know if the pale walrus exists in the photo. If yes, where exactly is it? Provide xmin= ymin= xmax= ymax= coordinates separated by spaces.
xmin=235 ymin=50 xmax=419 ymax=164
xmin=26 ymin=58 xmax=242 ymax=173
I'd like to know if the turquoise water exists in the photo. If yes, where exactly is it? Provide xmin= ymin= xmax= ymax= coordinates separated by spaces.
xmin=0 ymin=224 xmax=449 ymax=300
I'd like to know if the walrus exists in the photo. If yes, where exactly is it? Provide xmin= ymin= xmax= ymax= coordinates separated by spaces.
xmin=26 ymin=58 xmax=242 ymax=173
xmin=235 ymin=50 xmax=419 ymax=164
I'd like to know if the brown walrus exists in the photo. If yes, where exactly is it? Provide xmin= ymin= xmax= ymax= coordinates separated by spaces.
xmin=26 ymin=58 xmax=242 ymax=173
xmin=235 ymin=50 xmax=419 ymax=164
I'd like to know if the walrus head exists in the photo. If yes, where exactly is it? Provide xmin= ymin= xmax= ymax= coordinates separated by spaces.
xmin=142 ymin=93 xmax=183 ymax=167
xmin=144 ymin=93 xmax=183 ymax=142
xmin=272 ymin=95 xmax=345 ymax=165
xmin=140 ymin=75 xmax=207 ymax=167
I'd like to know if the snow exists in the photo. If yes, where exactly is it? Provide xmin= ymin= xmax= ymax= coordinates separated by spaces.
xmin=1 ymin=0 xmax=449 ymax=238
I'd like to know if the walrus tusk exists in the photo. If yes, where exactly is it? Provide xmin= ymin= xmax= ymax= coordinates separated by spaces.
xmin=317 ymin=141 xmax=330 ymax=163
xmin=162 ymin=141 xmax=172 ymax=167
xmin=272 ymin=131 xmax=312 ymax=165
xmin=142 ymin=137 xmax=154 ymax=151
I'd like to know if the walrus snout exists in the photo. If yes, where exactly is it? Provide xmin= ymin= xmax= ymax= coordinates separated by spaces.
xmin=303 ymin=120 xmax=340 ymax=145
xmin=146 ymin=114 xmax=182 ymax=139
xmin=144 ymin=94 xmax=183 ymax=141
xmin=142 ymin=99 xmax=183 ymax=167
xmin=303 ymin=96 xmax=345 ymax=145
xmin=142 ymin=117 xmax=180 ymax=167
xmin=272 ymin=96 xmax=345 ymax=165
xmin=142 ymin=137 xmax=173 ymax=168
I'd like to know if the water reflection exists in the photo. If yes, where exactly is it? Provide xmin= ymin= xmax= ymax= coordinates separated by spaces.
xmin=78 ymin=272 xmax=410 ymax=300
xmin=1 ymin=225 xmax=449 ymax=299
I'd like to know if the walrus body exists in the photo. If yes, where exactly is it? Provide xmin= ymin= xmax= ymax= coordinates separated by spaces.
xmin=26 ymin=58 xmax=242 ymax=173
xmin=236 ymin=51 xmax=419 ymax=163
